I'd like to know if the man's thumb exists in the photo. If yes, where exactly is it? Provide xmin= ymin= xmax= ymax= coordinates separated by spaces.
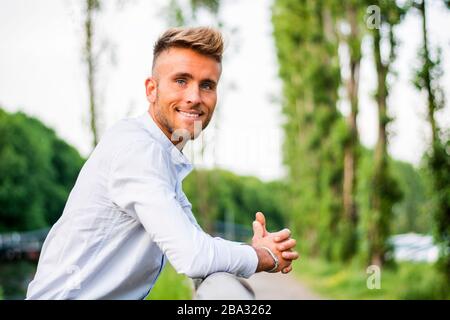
xmin=255 ymin=212 xmax=266 ymax=228
xmin=252 ymin=220 xmax=264 ymax=238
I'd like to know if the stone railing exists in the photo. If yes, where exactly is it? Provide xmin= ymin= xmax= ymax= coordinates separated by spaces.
xmin=192 ymin=272 xmax=255 ymax=300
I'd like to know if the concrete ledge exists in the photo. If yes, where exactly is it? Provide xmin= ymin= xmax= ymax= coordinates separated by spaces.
xmin=193 ymin=272 xmax=255 ymax=300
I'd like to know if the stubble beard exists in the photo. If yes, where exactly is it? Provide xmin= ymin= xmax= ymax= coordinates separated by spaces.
xmin=153 ymin=87 xmax=213 ymax=142
xmin=153 ymin=90 xmax=175 ymax=136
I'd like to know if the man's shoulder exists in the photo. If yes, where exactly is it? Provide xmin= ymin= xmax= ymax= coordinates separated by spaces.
xmin=94 ymin=116 xmax=165 ymax=162
xmin=101 ymin=116 xmax=153 ymax=147
xmin=94 ymin=115 xmax=180 ymax=178
xmin=105 ymin=116 xmax=148 ymax=139
xmin=104 ymin=119 xmax=176 ymax=184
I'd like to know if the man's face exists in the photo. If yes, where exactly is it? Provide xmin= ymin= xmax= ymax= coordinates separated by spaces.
xmin=145 ymin=47 xmax=221 ymax=146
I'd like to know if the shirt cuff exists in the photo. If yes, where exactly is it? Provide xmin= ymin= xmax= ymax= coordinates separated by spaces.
xmin=234 ymin=243 xmax=258 ymax=278
xmin=213 ymin=238 xmax=258 ymax=278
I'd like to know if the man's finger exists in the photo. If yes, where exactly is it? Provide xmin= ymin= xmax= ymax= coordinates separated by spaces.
xmin=252 ymin=220 xmax=264 ymax=238
xmin=277 ymin=238 xmax=297 ymax=251
xmin=273 ymin=228 xmax=291 ymax=242
xmin=281 ymin=251 xmax=299 ymax=261
xmin=255 ymin=212 xmax=267 ymax=236
xmin=281 ymin=265 xmax=292 ymax=274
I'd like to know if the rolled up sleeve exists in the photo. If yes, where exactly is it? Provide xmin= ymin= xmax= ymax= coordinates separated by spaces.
xmin=108 ymin=140 xmax=258 ymax=279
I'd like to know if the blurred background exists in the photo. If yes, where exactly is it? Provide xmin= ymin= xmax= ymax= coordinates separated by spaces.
xmin=0 ymin=0 xmax=449 ymax=300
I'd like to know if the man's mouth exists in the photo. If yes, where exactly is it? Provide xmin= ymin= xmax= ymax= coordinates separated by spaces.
xmin=176 ymin=108 xmax=203 ymax=119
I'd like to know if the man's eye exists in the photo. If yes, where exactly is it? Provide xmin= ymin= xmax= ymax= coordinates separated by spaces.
xmin=201 ymin=83 xmax=213 ymax=90
xmin=175 ymin=79 xmax=186 ymax=85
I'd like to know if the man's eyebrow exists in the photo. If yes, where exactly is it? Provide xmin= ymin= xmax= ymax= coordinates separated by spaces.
xmin=173 ymin=72 xmax=217 ymax=86
xmin=173 ymin=72 xmax=194 ymax=79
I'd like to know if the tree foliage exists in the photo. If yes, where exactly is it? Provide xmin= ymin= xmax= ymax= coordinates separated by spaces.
xmin=271 ymin=0 xmax=417 ymax=266
xmin=166 ymin=0 xmax=221 ymax=26
xmin=272 ymin=0 xmax=347 ymax=260
xmin=413 ymin=0 xmax=450 ymax=291
xmin=183 ymin=169 xmax=286 ymax=234
xmin=0 ymin=108 xmax=85 ymax=231
xmin=339 ymin=0 xmax=366 ymax=262
xmin=364 ymin=0 xmax=405 ymax=266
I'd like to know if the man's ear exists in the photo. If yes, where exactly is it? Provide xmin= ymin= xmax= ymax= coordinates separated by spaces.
xmin=145 ymin=77 xmax=157 ymax=103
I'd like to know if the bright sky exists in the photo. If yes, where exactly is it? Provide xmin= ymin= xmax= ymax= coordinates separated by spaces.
xmin=0 ymin=0 xmax=449 ymax=181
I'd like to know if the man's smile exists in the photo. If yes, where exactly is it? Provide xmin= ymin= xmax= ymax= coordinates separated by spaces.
xmin=175 ymin=108 xmax=204 ymax=120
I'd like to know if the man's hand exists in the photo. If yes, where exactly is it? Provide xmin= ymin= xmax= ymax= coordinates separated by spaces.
xmin=256 ymin=212 xmax=299 ymax=270
xmin=251 ymin=212 xmax=299 ymax=274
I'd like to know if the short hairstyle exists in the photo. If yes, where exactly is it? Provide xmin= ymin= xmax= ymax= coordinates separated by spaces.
xmin=152 ymin=27 xmax=224 ymax=69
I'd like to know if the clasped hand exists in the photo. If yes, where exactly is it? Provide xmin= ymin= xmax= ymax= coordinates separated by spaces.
xmin=251 ymin=212 xmax=299 ymax=274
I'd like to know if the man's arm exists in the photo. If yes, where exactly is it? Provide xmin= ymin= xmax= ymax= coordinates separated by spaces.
xmin=108 ymin=140 xmax=259 ymax=278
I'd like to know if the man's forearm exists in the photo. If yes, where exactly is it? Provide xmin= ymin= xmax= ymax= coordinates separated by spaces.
xmin=253 ymin=246 xmax=276 ymax=272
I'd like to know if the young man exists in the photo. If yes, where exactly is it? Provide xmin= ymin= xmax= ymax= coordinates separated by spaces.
xmin=26 ymin=27 xmax=298 ymax=300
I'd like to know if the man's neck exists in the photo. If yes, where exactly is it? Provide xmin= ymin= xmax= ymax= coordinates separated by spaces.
xmin=147 ymin=109 xmax=186 ymax=151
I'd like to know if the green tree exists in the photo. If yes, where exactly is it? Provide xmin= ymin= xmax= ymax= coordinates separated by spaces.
xmin=83 ymin=0 xmax=102 ymax=149
xmin=338 ymin=0 xmax=366 ymax=261
xmin=272 ymin=0 xmax=344 ymax=260
xmin=0 ymin=108 xmax=84 ymax=231
xmin=166 ymin=0 xmax=221 ymax=26
xmin=413 ymin=0 xmax=450 ymax=291
xmin=391 ymin=160 xmax=430 ymax=234
xmin=364 ymin=0 xmax=404 ymax=266
xmin=183 ymin=169 xmax=286 ymax=236
xmin=357 ymin=149 xmax=430 ymax=236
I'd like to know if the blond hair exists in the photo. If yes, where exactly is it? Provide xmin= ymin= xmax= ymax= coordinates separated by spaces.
xmin=153 ymin=27 xmax=224 ymax=68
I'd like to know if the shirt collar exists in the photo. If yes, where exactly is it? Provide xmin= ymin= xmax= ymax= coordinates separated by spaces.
xmin=138 ymin=111 xmax=193 ymax=180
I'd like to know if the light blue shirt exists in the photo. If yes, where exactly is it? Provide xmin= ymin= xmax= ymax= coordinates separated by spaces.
xmin=26 ymin=112 xmax=258 ymax=300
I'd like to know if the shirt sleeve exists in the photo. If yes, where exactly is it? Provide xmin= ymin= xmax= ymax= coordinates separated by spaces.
xmin=108 ymin=139 xmax=258 ymax=279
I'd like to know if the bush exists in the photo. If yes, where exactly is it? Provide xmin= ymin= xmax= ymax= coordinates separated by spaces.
xmin=145 ymin=264 xmax=193 ymax=300
xmin=0 ymin=108 xmax=84 ymax=231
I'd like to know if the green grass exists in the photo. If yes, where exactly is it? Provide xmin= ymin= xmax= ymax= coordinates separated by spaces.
xmin=294 ymin=257 xmax=449 ymax=300
xmin=145 ymin=263 xmax=193 ymax=300
xmin=0 ymin=261 xmax=36 ymax=299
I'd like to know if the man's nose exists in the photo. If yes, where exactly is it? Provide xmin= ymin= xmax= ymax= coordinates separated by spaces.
xmin=185 ymin=85 xmax=201 ymax=105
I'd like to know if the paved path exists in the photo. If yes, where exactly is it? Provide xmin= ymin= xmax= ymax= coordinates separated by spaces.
xmin=246 ymin=272 xmax=323 ymax=300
